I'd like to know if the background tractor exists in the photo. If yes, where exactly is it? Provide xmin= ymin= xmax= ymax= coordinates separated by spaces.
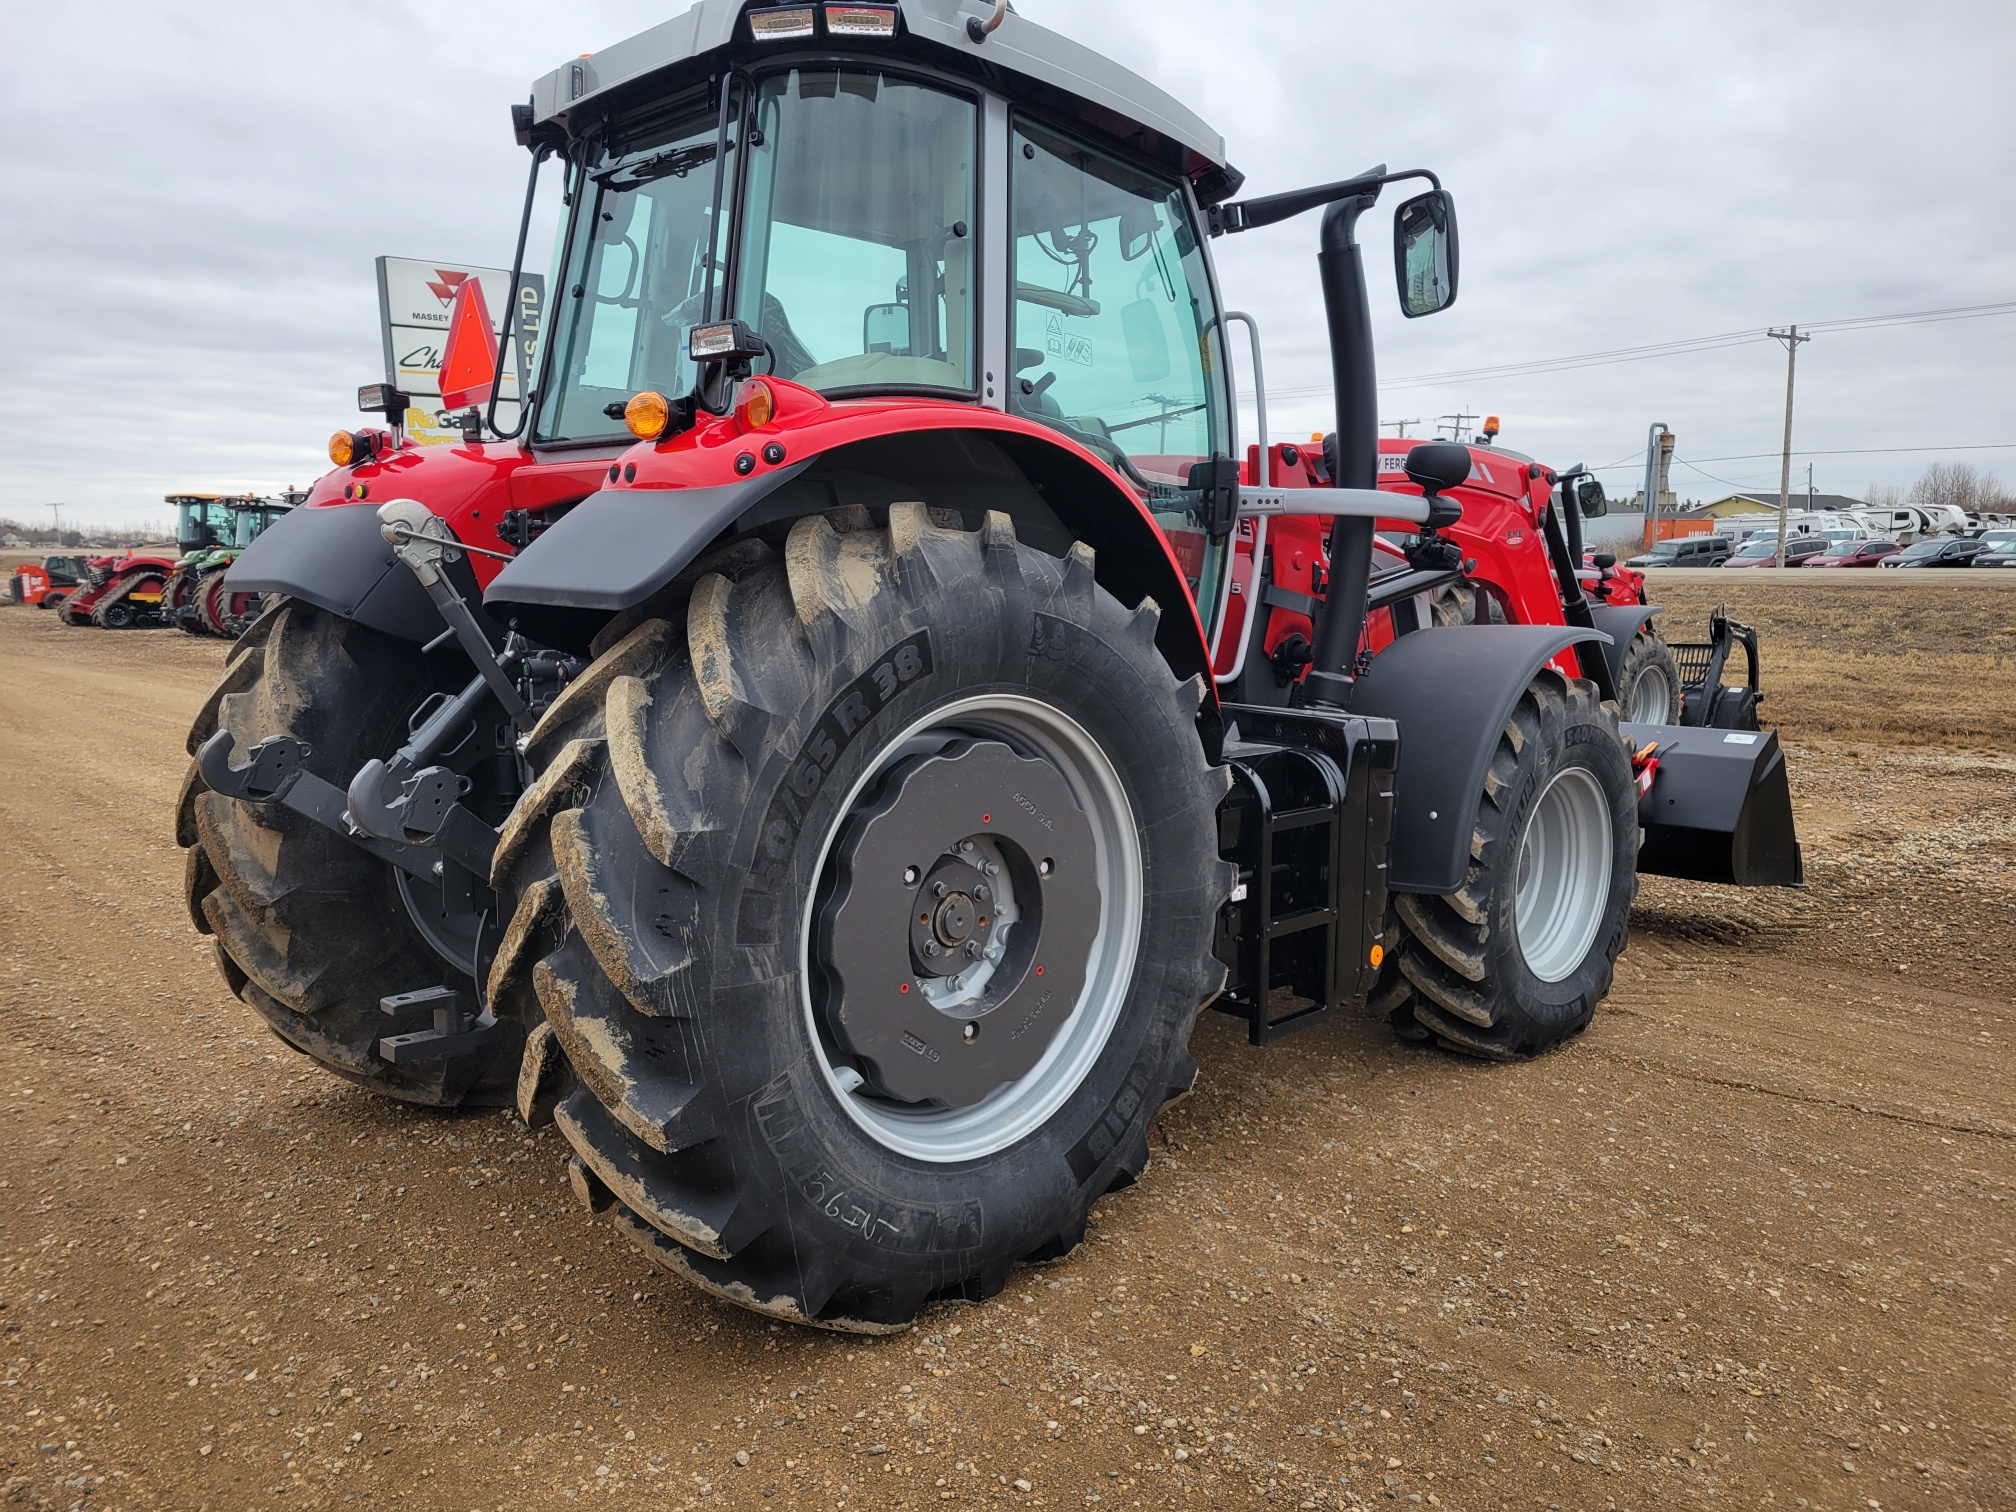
xmin=190 ymin=0 xmax=1800 ymax=1331
xmin=58 ymin=548 xmax=180 ymax=629
xmin=161 ymin=492 xmax=299 ymax=637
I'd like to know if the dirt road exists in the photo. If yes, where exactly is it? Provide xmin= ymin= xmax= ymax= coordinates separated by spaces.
xmin=2 ymin=582 xmax=2012 ymax=1511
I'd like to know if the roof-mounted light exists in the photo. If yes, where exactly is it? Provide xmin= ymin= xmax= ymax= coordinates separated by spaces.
xmin=826 ymin=5 xmax=897 ymax=37
xmin=748 ymin=5 xmax=816 ymax=40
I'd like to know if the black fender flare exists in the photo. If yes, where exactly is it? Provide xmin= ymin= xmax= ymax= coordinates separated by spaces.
xmin=225 ymin=501 xmax=474 ymax=644
xmin=1347 ymin=625 xmax=1609 ymax=894
xmin=483 ymin=429 xmax=1213 ymax=686
xmin=1586 ymin=603 xmax=1661 ymax=688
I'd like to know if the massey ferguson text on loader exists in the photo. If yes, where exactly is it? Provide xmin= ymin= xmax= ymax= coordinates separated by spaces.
xmin=190 ymin=0 xmax=1800 ymax=1331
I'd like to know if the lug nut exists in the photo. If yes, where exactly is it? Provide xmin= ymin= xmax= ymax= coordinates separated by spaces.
xmin=932 ymin=881 xmax=948 ymax=898
xmin=974 ymin=884 xmax=990 ymax=902
xmin=959 ymin=840 xmax=974 ymax=853
xmin=964 ymin=941 xmax=981 ymax=959
xmin=904 ymin=865 xmax=920 ymax=886
xmin=923 ymin=941 xmax=940 ymax=957
xmin=962 ymin=1023 xmax=978 ymax=1042
xmin=985 ymin=861 xmax=1000 ymax=876
xmin=1039 ymin=858 xmax=1054 ymax=877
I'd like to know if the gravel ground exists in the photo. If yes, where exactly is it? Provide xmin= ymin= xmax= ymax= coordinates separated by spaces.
xmin=1 ymin=579 xmax=2011 ymax=1511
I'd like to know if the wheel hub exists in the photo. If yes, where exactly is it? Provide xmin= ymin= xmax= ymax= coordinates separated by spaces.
xmin=820 ymin=738 xmax=1102 ymax=1108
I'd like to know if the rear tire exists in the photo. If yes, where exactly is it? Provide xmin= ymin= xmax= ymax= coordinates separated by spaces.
xmin=179 ymin=600 xmax=522 ymax=1106
xmin=1617 ymin=629 xmax=1680 ymax=724
xmin=491 ymin=504 xmax=1231 ymax=1329
xmin=1382 ymin=671 xmax=1637 ymax=1060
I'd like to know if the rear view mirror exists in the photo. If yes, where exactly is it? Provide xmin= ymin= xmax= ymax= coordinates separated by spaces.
xmin=1118 ymin=205 xmax=1159 ymax=261
xmin=1393 ymin=189 xmax=1459 ymax=317
xmin=1576 ymin=477 xmax=1609 ymax=518
xmin=1121 ymin=299 xmax=1172 ymax=383
xmin=863 ymin=302 xmax=909 ymax=355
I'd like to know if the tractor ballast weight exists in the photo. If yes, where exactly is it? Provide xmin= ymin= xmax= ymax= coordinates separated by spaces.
xmin=182 ymin=0 xmax=1804 ymax=1330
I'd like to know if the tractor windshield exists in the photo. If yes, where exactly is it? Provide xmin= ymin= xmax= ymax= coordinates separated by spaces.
xmin=537 ymin=101 xmax=731 ymax=442
xmin=733 ymin=69 xmax=976 ymax=394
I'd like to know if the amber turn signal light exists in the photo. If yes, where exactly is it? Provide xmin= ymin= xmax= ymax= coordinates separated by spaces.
xmin=624 ymin=391 xmax=671 ymax=440
xmin=735 ymin=378 xmax=777 ymax=431
xmin=328 ymin=431 xmax=358 ymax=467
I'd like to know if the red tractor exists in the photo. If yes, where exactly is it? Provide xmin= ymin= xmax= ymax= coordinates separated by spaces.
xmin=58 ymin=548 xmax=181 ymax=629
xmin=190 ymin=1 xmax=1799 ymax=1331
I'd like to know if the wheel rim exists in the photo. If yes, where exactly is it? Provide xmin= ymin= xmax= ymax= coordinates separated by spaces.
xmin=803 ymin=694 xmax=1142 ymax=1163
xmin=396 ymin=868 xmax=485 ymax=977
xmin=1514 ymin=765 xmax=1613 ymax=983
xmin=1629 ymin=665 xmax=1673 ymax=723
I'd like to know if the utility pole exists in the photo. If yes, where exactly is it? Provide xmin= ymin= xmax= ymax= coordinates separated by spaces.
xmin=1436 ymin=411 xmax=1479 ymax=442
xmin=1769 ymin=326 xmax=1811 ymax=567
xmin=1381 ymin=418 xmax=1423 ymax=438
xmin=1641 ymin=423 xmax=1669 ymax=548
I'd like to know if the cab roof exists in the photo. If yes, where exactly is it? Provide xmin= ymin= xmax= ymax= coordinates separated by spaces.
xmin=531 ymin=0 xmax=1235 ymax=194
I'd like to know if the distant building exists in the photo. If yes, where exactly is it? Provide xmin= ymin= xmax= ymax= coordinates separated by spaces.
xmin=1700 ymin=491 xmax=1866 ymax=518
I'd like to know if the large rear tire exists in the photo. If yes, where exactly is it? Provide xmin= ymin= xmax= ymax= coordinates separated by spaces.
xmin=179 ymin=600 xmax=522 ymax=1105
xmin=1380 ymin=671 xmax=1636 ymax=1060
xmin=492 ymin=504 xmax=1231 ymax=1329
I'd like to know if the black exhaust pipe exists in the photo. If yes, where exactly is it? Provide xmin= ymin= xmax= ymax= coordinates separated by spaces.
xmin=1301 ymin=175 xmax=1385 ymax=709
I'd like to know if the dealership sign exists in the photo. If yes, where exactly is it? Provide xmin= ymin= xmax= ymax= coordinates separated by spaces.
xmin=375 ymin=257 xmax=545 ymax=446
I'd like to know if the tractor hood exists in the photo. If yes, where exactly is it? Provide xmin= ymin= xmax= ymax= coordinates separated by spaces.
xmin=531 ymin=0 xmax=1236 ymax=196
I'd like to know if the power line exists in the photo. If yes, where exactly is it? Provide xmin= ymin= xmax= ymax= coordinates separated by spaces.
xmin=1258 ymin=298 xmax=2016 ymax=400
xmin=1585 ymin=440 xmax=2016 ymax=473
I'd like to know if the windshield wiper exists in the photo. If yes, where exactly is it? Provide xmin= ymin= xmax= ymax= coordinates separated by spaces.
xmin=592 ymin=141 xmax=718 ymax=189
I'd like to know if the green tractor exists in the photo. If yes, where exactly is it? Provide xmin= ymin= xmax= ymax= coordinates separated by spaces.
xmin=162 ymin=492 xmax=299 ymax=637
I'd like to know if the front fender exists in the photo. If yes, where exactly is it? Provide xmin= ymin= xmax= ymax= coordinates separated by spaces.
xmin=1587 ymin=603 xmax=1661 ymax=687
xmin=1348 ymin=625 xmax=1608 ymax=893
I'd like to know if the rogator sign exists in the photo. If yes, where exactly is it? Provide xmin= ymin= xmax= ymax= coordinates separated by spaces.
xmin=374 ymin=257 xmax=545 ymax=446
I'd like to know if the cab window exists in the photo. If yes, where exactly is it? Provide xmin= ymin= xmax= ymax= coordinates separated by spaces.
xmin=734 ymin=70 xmax=976 ymax=394
xmin=1009 ymin=117 xmax=1229 ymax=599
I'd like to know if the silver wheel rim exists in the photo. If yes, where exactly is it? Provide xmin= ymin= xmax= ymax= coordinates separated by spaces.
xmin=1514 ymin=766 xmax=1613 ymax=983
xmin=802 ymin=694 xmax=1143 ymax=1163
xmin=1629 ymin=665 xmax=1673 ymax=723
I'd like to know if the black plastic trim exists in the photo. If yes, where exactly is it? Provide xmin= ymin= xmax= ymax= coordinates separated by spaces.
xmin=482 ymin=463 xmax=812 ymax=612
xmin=225 ymin=503 xmax=446 ymax=644
xmin=1347 ymin=625 xmax=1605 ymax=893
xmin=1587 ymin=603 xmax=1661 ymax=688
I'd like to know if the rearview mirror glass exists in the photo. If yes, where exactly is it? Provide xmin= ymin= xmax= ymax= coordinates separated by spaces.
xmin=1576 ymin=477 xmax=1608 ymax=518
xmin=863 ymin=302 xmax=909 ymax=355
xmin=1393 ymin=189 xmax=1459 ymax=318
xmin=1121 ymin=299 xmax=1172 ymax=383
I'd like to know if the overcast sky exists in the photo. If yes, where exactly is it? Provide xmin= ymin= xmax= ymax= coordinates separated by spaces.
xmin=3 ymin=0 xmax=2012 ymax=528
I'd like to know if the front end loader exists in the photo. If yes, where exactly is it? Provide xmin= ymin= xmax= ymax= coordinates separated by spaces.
xmin=186 ymin=0 xmax=1801 ymax=1331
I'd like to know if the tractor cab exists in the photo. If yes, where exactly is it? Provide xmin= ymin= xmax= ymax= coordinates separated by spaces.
xmin=169 ymin=494 xmax=239 ymax=555
xmin=520 ymin=0 xmax=1244 ymax=611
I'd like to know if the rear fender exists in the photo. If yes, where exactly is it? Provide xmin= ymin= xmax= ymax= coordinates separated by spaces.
xmin=1346 ymin=625 xmax=1607 ymax=893
xmin=484 ymin=424 xmax=1215 ymax=689
xmin=226 ymin=502 xmax=483 ymax=644
xmin=1587 ymin=604 xmax=1661 ymax=688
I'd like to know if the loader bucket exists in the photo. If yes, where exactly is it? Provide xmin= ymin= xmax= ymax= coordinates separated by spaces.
xmin=1620 ymin=721 xmax=1804 ymax=888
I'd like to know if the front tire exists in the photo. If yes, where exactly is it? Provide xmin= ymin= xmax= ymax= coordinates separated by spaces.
xmin=1382 ymin=672 xmax=1637 ymax=1060
xmin=1617 ymin=629 xmax=1680 ymax=723
xmin=492 ymin=504 xmax=1231 ymax=1329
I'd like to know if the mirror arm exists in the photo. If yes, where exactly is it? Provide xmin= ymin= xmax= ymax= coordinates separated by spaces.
xmin=1211 ymin=166 xmax=1440 ymax=235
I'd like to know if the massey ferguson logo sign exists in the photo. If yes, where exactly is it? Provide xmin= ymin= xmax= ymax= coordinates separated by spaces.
xmin=374 ymin=256 xmax=545 ymax=446
xmin=424 ymin=269 xmax=471 ymax=308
